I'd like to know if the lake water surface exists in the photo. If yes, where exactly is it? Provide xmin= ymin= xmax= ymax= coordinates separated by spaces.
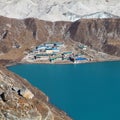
xmin=8 ymin=61 xmax=120 ymax=120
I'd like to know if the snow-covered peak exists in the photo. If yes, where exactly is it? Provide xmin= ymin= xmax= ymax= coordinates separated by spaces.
xmin=0 ymin=0 xmax=119 ymax=21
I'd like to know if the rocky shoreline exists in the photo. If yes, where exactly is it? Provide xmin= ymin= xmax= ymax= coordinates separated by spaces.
xmin=0 ymin=59 xmax=72 ymax=120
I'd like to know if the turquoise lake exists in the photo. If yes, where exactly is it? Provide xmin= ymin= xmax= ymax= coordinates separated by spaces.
xmin=8 ymin=61 xmax=120 ymax=120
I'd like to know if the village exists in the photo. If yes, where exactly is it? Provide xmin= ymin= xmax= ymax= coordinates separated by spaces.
xmin=22 ymin=41 xmax=119 ymax=64
xmin=22 ymin=41 xmax=90 ymax=64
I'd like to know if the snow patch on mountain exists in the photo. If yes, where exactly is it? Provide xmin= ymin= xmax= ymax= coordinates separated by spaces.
xmin=0 ymin=0 xmax=119 ymax=21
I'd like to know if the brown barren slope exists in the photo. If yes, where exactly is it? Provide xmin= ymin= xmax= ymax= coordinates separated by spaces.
xmin=68 ymin=19 xmax=120 ymax=56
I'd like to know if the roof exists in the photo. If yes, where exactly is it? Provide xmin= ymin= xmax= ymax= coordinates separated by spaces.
xmin=36 ymin=54 xmax=49 ymax=56
xmin=46 ymin=48 xmax=53 ymax=50
xmin=63 ymin=51 xmax=72 ymax=54
xmin=37 ymin=45 xmax=46 ymax=48
xmin=75 ymin=57 xmax=87 ymax=61
xmin=52 ymin=48 xmax=59 ymax=50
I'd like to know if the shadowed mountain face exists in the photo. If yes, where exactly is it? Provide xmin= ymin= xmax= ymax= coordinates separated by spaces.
xmin=0 ymin=16 xmax=120 ymax=59
xmin=68 ymin=19 xmax=120 ymax=56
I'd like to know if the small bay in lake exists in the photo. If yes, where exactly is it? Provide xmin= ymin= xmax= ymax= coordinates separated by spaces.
xmin=8 ymin=61 xmax=120 ymax=120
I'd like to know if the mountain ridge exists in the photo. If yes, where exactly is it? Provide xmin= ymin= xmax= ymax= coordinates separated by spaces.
xmin=0 ymin=0 xmax=119 ymax=21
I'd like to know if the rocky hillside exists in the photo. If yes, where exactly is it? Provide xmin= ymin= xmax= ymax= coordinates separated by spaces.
xmin=0 ymin=16 xmax=120 ymax=59
xmin=68 ymin=18 xmax=120 ymax=56
xmin=0 ymin=66 xmax=72 ymax=120
xmin=0 ymin=0 xmax=119 ymax=21
xmin=0 ymin=16 xmax=71 ymax=60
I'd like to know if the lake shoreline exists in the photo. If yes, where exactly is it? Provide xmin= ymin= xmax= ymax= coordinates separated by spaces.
xmin=0 ymin=60 xmax=73 ymax=120
xmin=8 ymin=60 xmax=120 ymax=120
xmin=5 ymin=58 xmax=120 ymax=68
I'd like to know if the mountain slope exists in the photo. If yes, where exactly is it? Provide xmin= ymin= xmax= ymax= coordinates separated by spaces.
xmin=0 ymin=16 xmax=71 ymax=60
xmin=0 ymin=0 xmax=119 ymax=21
xmin=0 ymin=16 xmax=120 ymax=58
xmin=68 ymin=18 xmax=120 ymax=55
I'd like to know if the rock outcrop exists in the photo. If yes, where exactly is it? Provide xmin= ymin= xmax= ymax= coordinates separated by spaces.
xmin=0 ymin=67 xmax=71 ymax=120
